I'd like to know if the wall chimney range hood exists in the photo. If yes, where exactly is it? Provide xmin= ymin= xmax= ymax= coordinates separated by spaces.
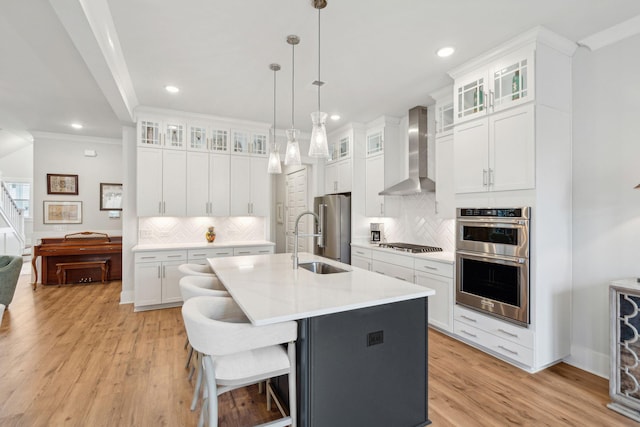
xmin=379 ymin=106 xmax=435 ymax=195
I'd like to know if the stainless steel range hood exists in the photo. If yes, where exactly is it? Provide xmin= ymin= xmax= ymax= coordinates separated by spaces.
xmin=379 ymin=106 xmax=435 ymax=195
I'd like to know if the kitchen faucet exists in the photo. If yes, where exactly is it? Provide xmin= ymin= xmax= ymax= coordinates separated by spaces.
xmin=293 ymin=211 xmax=322 ymax=269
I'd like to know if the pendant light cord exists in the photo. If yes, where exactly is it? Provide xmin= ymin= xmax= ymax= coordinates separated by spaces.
xmin=317 ymin=7 xmax=321 ymax=112
xmin=291 ymin=42 xmax=295 ymax=129
xmin=273 ymin=68 xmax=277 ymax=135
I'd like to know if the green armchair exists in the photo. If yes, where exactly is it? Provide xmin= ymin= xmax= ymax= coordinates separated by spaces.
xmin=0 ymin=255 xmax=23 ymax=308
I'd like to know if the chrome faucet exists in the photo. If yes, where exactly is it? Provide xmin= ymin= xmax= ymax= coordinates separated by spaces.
xmin=293 ymin=211 xmax=322 ymax=269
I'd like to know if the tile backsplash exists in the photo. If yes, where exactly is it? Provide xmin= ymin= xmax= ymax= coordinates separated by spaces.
xmin=138 ymin=216 xmax=266 ymax=244
xmin=380 ymin=192 xmax=455 ymax=252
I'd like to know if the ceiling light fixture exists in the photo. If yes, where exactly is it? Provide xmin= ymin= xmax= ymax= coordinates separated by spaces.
xmin=284 ymin=35 xmax=302 ymax=166
xmin=165 ymin=85 xmax=179 ymax=93
xmin=436 ymin=46 xmax=455 ymax=58
xmin=71 ymin=123 xmax=83 ymax=129
xmin=308 ymin=0 xmax=329 ymax=158
xmin=267 ymin=63 xmax=282 ymax=174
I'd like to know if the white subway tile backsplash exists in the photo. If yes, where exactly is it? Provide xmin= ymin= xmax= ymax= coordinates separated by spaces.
xmin=138 ymin=216 xmax=265 ymax=244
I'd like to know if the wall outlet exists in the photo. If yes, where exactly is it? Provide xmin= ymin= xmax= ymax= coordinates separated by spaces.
xmin=140 ymin=229 xmax=152 ymax=238
xmin=367 ymin=330 xmax=384 ymax=346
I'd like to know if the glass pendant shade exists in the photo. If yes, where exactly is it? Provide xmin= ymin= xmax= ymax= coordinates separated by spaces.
xmin=308 ymin=111 xmax=329 ymax=158
xmin=267 ymin=134 xmax=282 ymax=174
xmin=284 ymin=128 xmax=301 ymax=166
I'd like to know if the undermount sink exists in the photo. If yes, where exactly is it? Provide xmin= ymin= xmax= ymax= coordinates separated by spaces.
xmin=299 ymin=261 xmax=348 ymax=274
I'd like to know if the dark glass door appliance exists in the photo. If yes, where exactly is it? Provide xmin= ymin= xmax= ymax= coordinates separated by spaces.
xmin=456 ymin=207 xmax=530 ymax=326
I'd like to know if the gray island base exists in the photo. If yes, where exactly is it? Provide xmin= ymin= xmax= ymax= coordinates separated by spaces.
xmin=208 ymin=253 xmax=434 ymax=426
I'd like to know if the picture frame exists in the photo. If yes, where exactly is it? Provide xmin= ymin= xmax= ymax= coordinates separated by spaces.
xmin=47 ymin=174 xmax=78 ymax=195
xmin=43 ymin=201 xmax=82 ymax=224
xmin=100 ymin=183 xmax=123 ymax=211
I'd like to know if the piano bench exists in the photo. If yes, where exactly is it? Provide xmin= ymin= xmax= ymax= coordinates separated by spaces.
xmin=56 ymin=260 xmax=109 ymax=285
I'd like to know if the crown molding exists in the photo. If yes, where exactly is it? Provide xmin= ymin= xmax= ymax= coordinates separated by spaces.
xmin=578 ymin=14 xmax=640 ymax=51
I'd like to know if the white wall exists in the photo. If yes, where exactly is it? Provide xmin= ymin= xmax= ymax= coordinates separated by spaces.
xmin=569 ymin=33 xmax=640 ymax=376
xmin=32 ymin=133 xmax=123 ymax=240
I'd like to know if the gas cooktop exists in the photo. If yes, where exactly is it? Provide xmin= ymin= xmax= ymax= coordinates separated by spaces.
xmin=378 ymin=243 xmax=443 ymax=253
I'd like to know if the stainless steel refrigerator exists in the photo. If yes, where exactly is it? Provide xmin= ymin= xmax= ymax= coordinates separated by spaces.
xmin=313 ymin=194 xmax=351 ymax=264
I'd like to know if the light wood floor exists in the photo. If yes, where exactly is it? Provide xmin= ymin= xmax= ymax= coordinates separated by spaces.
xmin=0 ymin=275 xmax=635 ymax=426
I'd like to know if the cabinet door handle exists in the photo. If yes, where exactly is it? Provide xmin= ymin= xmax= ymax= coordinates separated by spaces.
xmin=237 ymin=251 xmax=251 ymax=255
xmin=167 ymin=255 xmax=182 ymax=258
xmin=482 ymin=169 xmax=488 ymax=186
xmin=157 ymin=266 xmax=161 ymax=279
xmin=489 ymin=168 xmax=494 ymax=186
xmin=422 ymin=265 xmax=438 ymax=271
xmin=460 ymin=329 xmax=477 ymax=338
xmin=380 ymin=203 xmax=384 ymax=215
xmin=461 ymin=315 xmax=477 ymax=323
xmin=489 ymin=90 xmax=495 ymax=109
xmin=497 ymin=328 xmax=519 ymax=338
xmin=158 ymin=201 xmax=162 ymax=214
xmin=374 ymin=270 xmax=385 ymax=275
xmin=394 ymin=276 xmax=407 ymax=281
xmin=497 ymin=345 xmax=518 ymax=356
xmin=163 ymin=201 xmax=166 ymax=214
xmin=162 ymin=265 xmax=166 ymax=278
xmin=140 ymin=256 xmax=156 ymax=260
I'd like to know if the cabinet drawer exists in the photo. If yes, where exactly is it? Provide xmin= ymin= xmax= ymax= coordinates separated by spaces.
xmin=454 ymin=321 xmax=533 ymax=367
xmin=371 ymin=250 xmax=414 ymax=269
xmin=135 ymin=250 xmax=187 ymax=263
xmin=233 ymin=246 xmax=274 ymax=256
xmin=187 ymin=248 xmax=234 ymax=260
xmin=371 ymin=260 xmax=414 ymax=283
xmin=351 ymin=247 xmax=372 ymax=259
xmin=454 ymin=305 xmax=533 ymax=349
xmin=414 ymin=258 xmax=453 ymax=278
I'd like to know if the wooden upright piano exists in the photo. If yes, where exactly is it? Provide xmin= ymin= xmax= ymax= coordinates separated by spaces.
xmin=32 ymin=232 xmax=122 ymax=289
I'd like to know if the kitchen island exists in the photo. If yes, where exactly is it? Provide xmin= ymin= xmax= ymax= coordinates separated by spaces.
xmin=209 ymin=252 xmax=434 ymax=427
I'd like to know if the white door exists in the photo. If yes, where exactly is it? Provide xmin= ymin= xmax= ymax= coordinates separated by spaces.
xmin=137 ymin=147 xmax=163 ymax=216
xmin=453 ymin=119 xmax=488 ymax=194
xmin=162 ymin=149 xmax=187 ymax=216
xmin=365 ymin=154 xmax=384 ymax=216
xmin=229 ymin=155 xmax=251 ymax=215
xmin=249 ymin=157 xmax=269 ymax=216
xmin=186 ymin=151 xmax=210 ymax=216
xmin=286 ymin=168 xmax=308 ymax=254
xmin=209 ymin=153 xmax=230 ymax=216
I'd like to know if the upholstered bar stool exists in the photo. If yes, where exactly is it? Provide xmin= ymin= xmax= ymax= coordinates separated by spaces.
xmin=182 ymin=295 xmax=297 ymax=427
xmin=178 ymin=263 xmax=216 ymax=277
xmin=179 ymin=276 xmax=230 ymax=410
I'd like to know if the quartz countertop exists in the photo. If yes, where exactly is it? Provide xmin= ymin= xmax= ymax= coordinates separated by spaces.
xmin=351 ymin=242 xmax=455 ymax=264
xmin=209 ymin=252 xmax=435 ymax=326
xmin=132 ymin=240 xmax=275 ymax=252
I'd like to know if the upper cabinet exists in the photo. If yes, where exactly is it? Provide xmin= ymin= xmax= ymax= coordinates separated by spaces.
xmin=231 ymin=129 xmax=268 ymax=156
xmin=452 ymin=46 xmax=534 ymax=125
xmin=431 ymin=86 xmax=455 ymax=137
xmin=138 ymin=117 xmax=187 ymax=149
xmin=187 ymin=122 xmax=230 ymax=153
xmin=364 ymin=118 xmax=400 ymax=217
xmin=325 ymin=127 xmax=355 ymax=194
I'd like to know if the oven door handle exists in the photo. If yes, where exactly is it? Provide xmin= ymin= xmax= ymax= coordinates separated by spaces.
xmin=456 ymin=250 xmax=527 ymax=265
xmin=457 ymin=219 xmax=525 ymax=228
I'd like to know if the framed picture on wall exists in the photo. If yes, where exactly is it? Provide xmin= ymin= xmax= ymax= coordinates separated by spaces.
xmin=47 ymin=174 xmax=78 ymax=195
xmin=100 ymin=183 xmax=123 ymax=211
xmin=43 ymin=201 xmax=82 ymax=224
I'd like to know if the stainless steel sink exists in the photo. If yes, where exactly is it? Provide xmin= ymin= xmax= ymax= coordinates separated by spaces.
xmin=299 ymin=261 xmax=348 ymax=274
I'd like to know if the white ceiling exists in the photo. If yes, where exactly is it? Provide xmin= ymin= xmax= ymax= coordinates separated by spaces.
xmin=2 ymin=0 xmax=640 ymax=158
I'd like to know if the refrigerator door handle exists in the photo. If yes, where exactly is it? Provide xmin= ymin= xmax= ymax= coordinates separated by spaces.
xmin=317 ymin=204 xmax=325 ymax=248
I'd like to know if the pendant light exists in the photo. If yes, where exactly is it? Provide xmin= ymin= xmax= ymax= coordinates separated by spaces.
xmin=284 ymin=35 xmax=302 ymax=166
xmin=267 ymin=63 xmax=282 ymax=174
xmin=308 ymin=0 xmax=329 ymax=158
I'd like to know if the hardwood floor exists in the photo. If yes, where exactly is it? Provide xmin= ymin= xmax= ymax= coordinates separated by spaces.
xmin=0 ymin=274 xmax=634 ymax=426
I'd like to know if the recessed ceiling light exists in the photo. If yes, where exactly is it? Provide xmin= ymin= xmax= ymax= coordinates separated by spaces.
xmin=436 ymin=46 xmax=455 ymax=58
xmin=71 ymin=123 xmax=83 ymax=129
xmin=330 ymin=114 xmax=341 ymax=121
xmin=165 ymin=85 xmax=180 ymax=93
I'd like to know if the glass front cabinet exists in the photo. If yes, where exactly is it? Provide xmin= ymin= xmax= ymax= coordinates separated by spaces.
xmin=453 ymin=46 xmax=534 ymax=124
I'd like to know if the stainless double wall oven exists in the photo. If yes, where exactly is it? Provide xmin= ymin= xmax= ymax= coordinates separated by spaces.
xmin=456 ymin=207 xmax=531 ymax=326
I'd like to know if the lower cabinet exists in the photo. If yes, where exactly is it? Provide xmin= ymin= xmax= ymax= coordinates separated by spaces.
xmin=232 ymin=246 xmax=274 ymax=256
xmin=351 ymin=247 xmax=372 ymax=270
xmin=134 ymin=251 xmax=186 ymax=309
xmin=414 ymin=258 xmax=454 ymax=333
xmin=187 ymin=247 xmax=234 ymax=265
xmin=454 ymin=305 xmax=534 ymax=367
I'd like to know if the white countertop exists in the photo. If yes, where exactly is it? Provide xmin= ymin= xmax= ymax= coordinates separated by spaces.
xmin=132 ymin=240 xmax=275 ymax=252
xmin=351 ymin=242 xmax=455 ymax=264
xmin=209 ymin=252 xmax=435 ymax=326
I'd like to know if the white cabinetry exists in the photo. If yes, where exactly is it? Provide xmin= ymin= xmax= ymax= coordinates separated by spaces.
xmin=231 ymin=129 xmax=268 ymax=156
xmin=325 ymin=129 xmax=353 ymax=194
xmin=453 ymin=46 xmax=534 ymax=125
xmin=134 ymin=250 xmax=187 ymax=309
xmin=431 ymin=85 xmax=455 ymax=218
xmin=187 ymin=247 xmax=234 ymax=265
xmin=414 ymin=258 xmax=454 ymax=333
xmin=230 ymin=155 xmax=269 ymax=216
xmin=351 ymin=247 xmax=372 ymax=271
xmin=138 ymin=117 xmax=187 ymax=149
xmin=137 ymin=147 xmax=186 ymax=216
xmin=186 ymin=152 xmax=230 ymax=216
xmin=364 ymin=119 xmax=400 ymax=217
xmin=454 ymin=305 xmax=534 ymax=367
xmin=453 ymin=103 xmax=534 ymax=193
xmin=370 ymin=250 xmax=414 ymax=283
xmin=232 ymin=246 xmax=274 ymax=256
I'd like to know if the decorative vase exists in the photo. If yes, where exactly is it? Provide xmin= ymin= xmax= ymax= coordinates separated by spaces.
xmin=205 ymin=226 xmax=216 ymax=243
